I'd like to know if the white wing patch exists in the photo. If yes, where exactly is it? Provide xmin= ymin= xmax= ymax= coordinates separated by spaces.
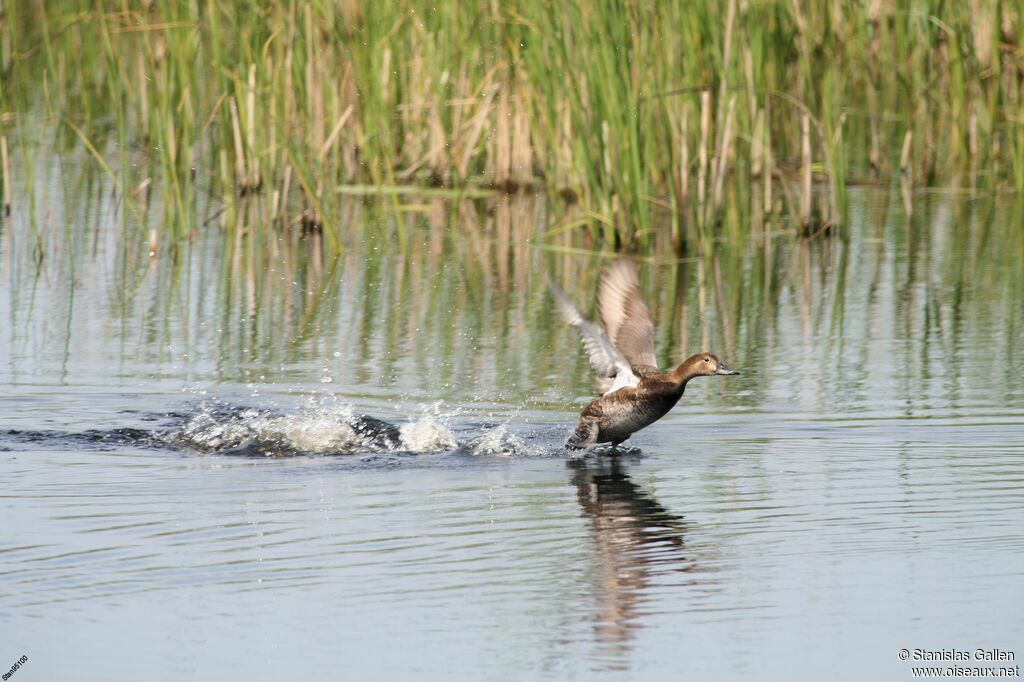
xmin=605 ymin=369 xmax=639 ymax=394
xmin=548 ymin=275 xmax=639 ymax=396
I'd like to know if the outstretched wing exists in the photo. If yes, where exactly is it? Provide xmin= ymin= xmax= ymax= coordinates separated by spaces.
xmin=598 ymin=259 xmax=658 ymax=374
xmin=548 ymin=275 xmax=639 ymax=395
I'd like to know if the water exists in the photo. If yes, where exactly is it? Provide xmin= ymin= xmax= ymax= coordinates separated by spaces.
xmin=2 ymin=185 xmax=1023 ymax=680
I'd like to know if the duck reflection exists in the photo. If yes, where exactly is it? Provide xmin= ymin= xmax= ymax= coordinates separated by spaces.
xmin=569 ymin=457 xmax=707 ymax=664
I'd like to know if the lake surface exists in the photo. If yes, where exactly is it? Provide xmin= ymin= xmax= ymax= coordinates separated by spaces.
xmin=2 ymin=184 xmax=1023 ymax=680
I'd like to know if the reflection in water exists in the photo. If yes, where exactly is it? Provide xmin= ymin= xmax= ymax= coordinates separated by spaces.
xmin=570 ymin=458 xmax=706 ymax=667
xmin=2 ymin=173 xmax=1023 ymax=422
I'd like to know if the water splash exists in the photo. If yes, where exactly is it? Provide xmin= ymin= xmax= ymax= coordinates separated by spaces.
xmin=167 ymin=401 xmax=391 ymax=456
xmin=164 ymin=399 xmax=465 ymax=457
xmin=0 ymin=398 xmax=560 ymax=459
xmin=464 ymin=424 xmax=543 ymax=457
xmin=398 ymin=413 xmax=457 ymax=452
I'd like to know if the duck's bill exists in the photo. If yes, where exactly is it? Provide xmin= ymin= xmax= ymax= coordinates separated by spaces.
xmin=716 ymin=365 xmax=740 ymax=375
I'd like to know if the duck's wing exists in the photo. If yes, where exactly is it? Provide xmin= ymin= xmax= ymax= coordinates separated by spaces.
xmin=548 ymin=275 xmax=639 ymax=395
xmin=598 ymin=259 xmax=659 ymax=374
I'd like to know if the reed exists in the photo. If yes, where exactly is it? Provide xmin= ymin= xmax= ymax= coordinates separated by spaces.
xmin=0 ymin=1 xmax=1021 ymax=254
xmin=1 ymin=135 xmax=10 ymax=216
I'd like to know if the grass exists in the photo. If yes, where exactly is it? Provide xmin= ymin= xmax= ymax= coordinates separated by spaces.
xmin=0 ymin=1 xmax=1021 ymax=255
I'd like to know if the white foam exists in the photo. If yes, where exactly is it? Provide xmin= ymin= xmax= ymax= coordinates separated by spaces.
xmin=465 ymin=424 xmax=536 ymax=457
xmin=171 ymin=401 xmax=361 ymax=453
xmin=170 ymin=400 xmax=550 ymax=457
xmin=398 ymin=414 xmax=457 ymax=452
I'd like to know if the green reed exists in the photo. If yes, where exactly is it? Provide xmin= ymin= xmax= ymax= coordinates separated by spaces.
xmin=0 ymin=0 xmax=1021 ymax=255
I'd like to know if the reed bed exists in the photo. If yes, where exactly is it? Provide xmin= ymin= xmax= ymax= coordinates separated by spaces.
xmin=0 ymin=0 xmax=1021 ymax=254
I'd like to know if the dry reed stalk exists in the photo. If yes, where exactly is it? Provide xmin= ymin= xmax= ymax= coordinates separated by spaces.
xmin=282 ymin=33 xmax=295 ymax=133
xmin=428 ymin=101 xmax=450 ymax=183
xmin=679 ymin=105 xmax=690 ymax=211
xmin=246 ymin=63 xmax=259 ymax=188
xmin=395 ymin=107 xmax=436 ymax=179
xmin=900 ymin=129 xmax=913 ymax=178
xmin=229 ymin=100 xmax=247 ymax=189
xmin=749 ymin=109 xmax=765 ymax=222
xmin=717 ymin=0 xmax=736 ymax=133
xmin=0 ymin=135 xmax=9 ymax=215
xmin=698 ymin=91 xmax=711 ymax=219
xmin=557 ymin=100 xmax=577 ymax=193
xmin=450 ymin=64 xmax=466 ymax=135
xmin=763 ymin=96 xmax=772 ymax=214
xmin=379 ymin=45 xmax=391 ymax=104
xmin=511 ymin=85 xmax=533 ymax=187
xmin=493 ymin=74 xmax=512 ymax=188
xmin=968 ymin=110 xmax=978 ymax=183
xmin=402 ymin=40 xmax=426 ymax=169
xmin=711 ymin=94 xmax=736 ymax=220
xmin=970 ymin=0 xmax=995 ymax=70
xmin=602 ymin=120 xmax=612 ymax=183
xmin=455 ymin=94 xmax=493 ymax=179
xmin=789 ymin=0 xmax=810 ymax=66
xmin=751 ymin=108 xmax=763 ymax=178
xmin=869 ymin=116 xmax=880 ymax=176
xmin=137 ymin=52 xmax=148 ymax=136
xmin=304 ymin=4 xmax=323 ymax=154
xmin=165 ymin=109 xmax=176 ymax=166
xmin=801 ymin=111 xmax=811 ymax=227
xmin=305 ymin=58 xmax=321 ymax=155
xmin=266 ymin=78 xmax=278 ymax=199
xmin=0 ymin=16 xmax=9 ymax=74
xmin=743 ymin=41 xmax=756 ymax=124
xmin=320 ymin=105 xmax=355 ymax=161
xmin=337 ymin=63 xmax=359 ymax=183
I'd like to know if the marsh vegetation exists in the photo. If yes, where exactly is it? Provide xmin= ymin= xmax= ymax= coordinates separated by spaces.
xmin=2 ymin=0 xmax=1022 ymax=255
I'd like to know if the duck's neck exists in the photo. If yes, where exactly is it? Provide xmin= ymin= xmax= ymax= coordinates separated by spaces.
xmin=665 ymin=355 xmax=704 ymax=387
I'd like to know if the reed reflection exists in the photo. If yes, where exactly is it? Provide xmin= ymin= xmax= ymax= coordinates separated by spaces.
xmin=569 ymin=458 xmax=706 ymax=665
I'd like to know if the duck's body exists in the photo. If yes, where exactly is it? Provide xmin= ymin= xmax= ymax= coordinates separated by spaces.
xmin=567 ymin=354 xmax=736 ymax=448
xmin=551 ymin=260 xmax=739 ymax=450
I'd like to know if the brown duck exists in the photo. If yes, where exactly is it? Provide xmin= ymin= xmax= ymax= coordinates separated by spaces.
xmin=551 ymin=259 xmax=739 ymax=450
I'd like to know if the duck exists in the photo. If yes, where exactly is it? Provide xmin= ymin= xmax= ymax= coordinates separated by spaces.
xmin=550 ymin=259 xmax=739 ymax=450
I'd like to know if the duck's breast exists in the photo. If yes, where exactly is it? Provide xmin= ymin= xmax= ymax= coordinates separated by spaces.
xmin=598 ymin=385 xmax=683 ymax=438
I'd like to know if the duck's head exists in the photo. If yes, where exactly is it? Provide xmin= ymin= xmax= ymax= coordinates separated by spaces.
xmin=675 ymin=352 xmax=740 ymax=380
